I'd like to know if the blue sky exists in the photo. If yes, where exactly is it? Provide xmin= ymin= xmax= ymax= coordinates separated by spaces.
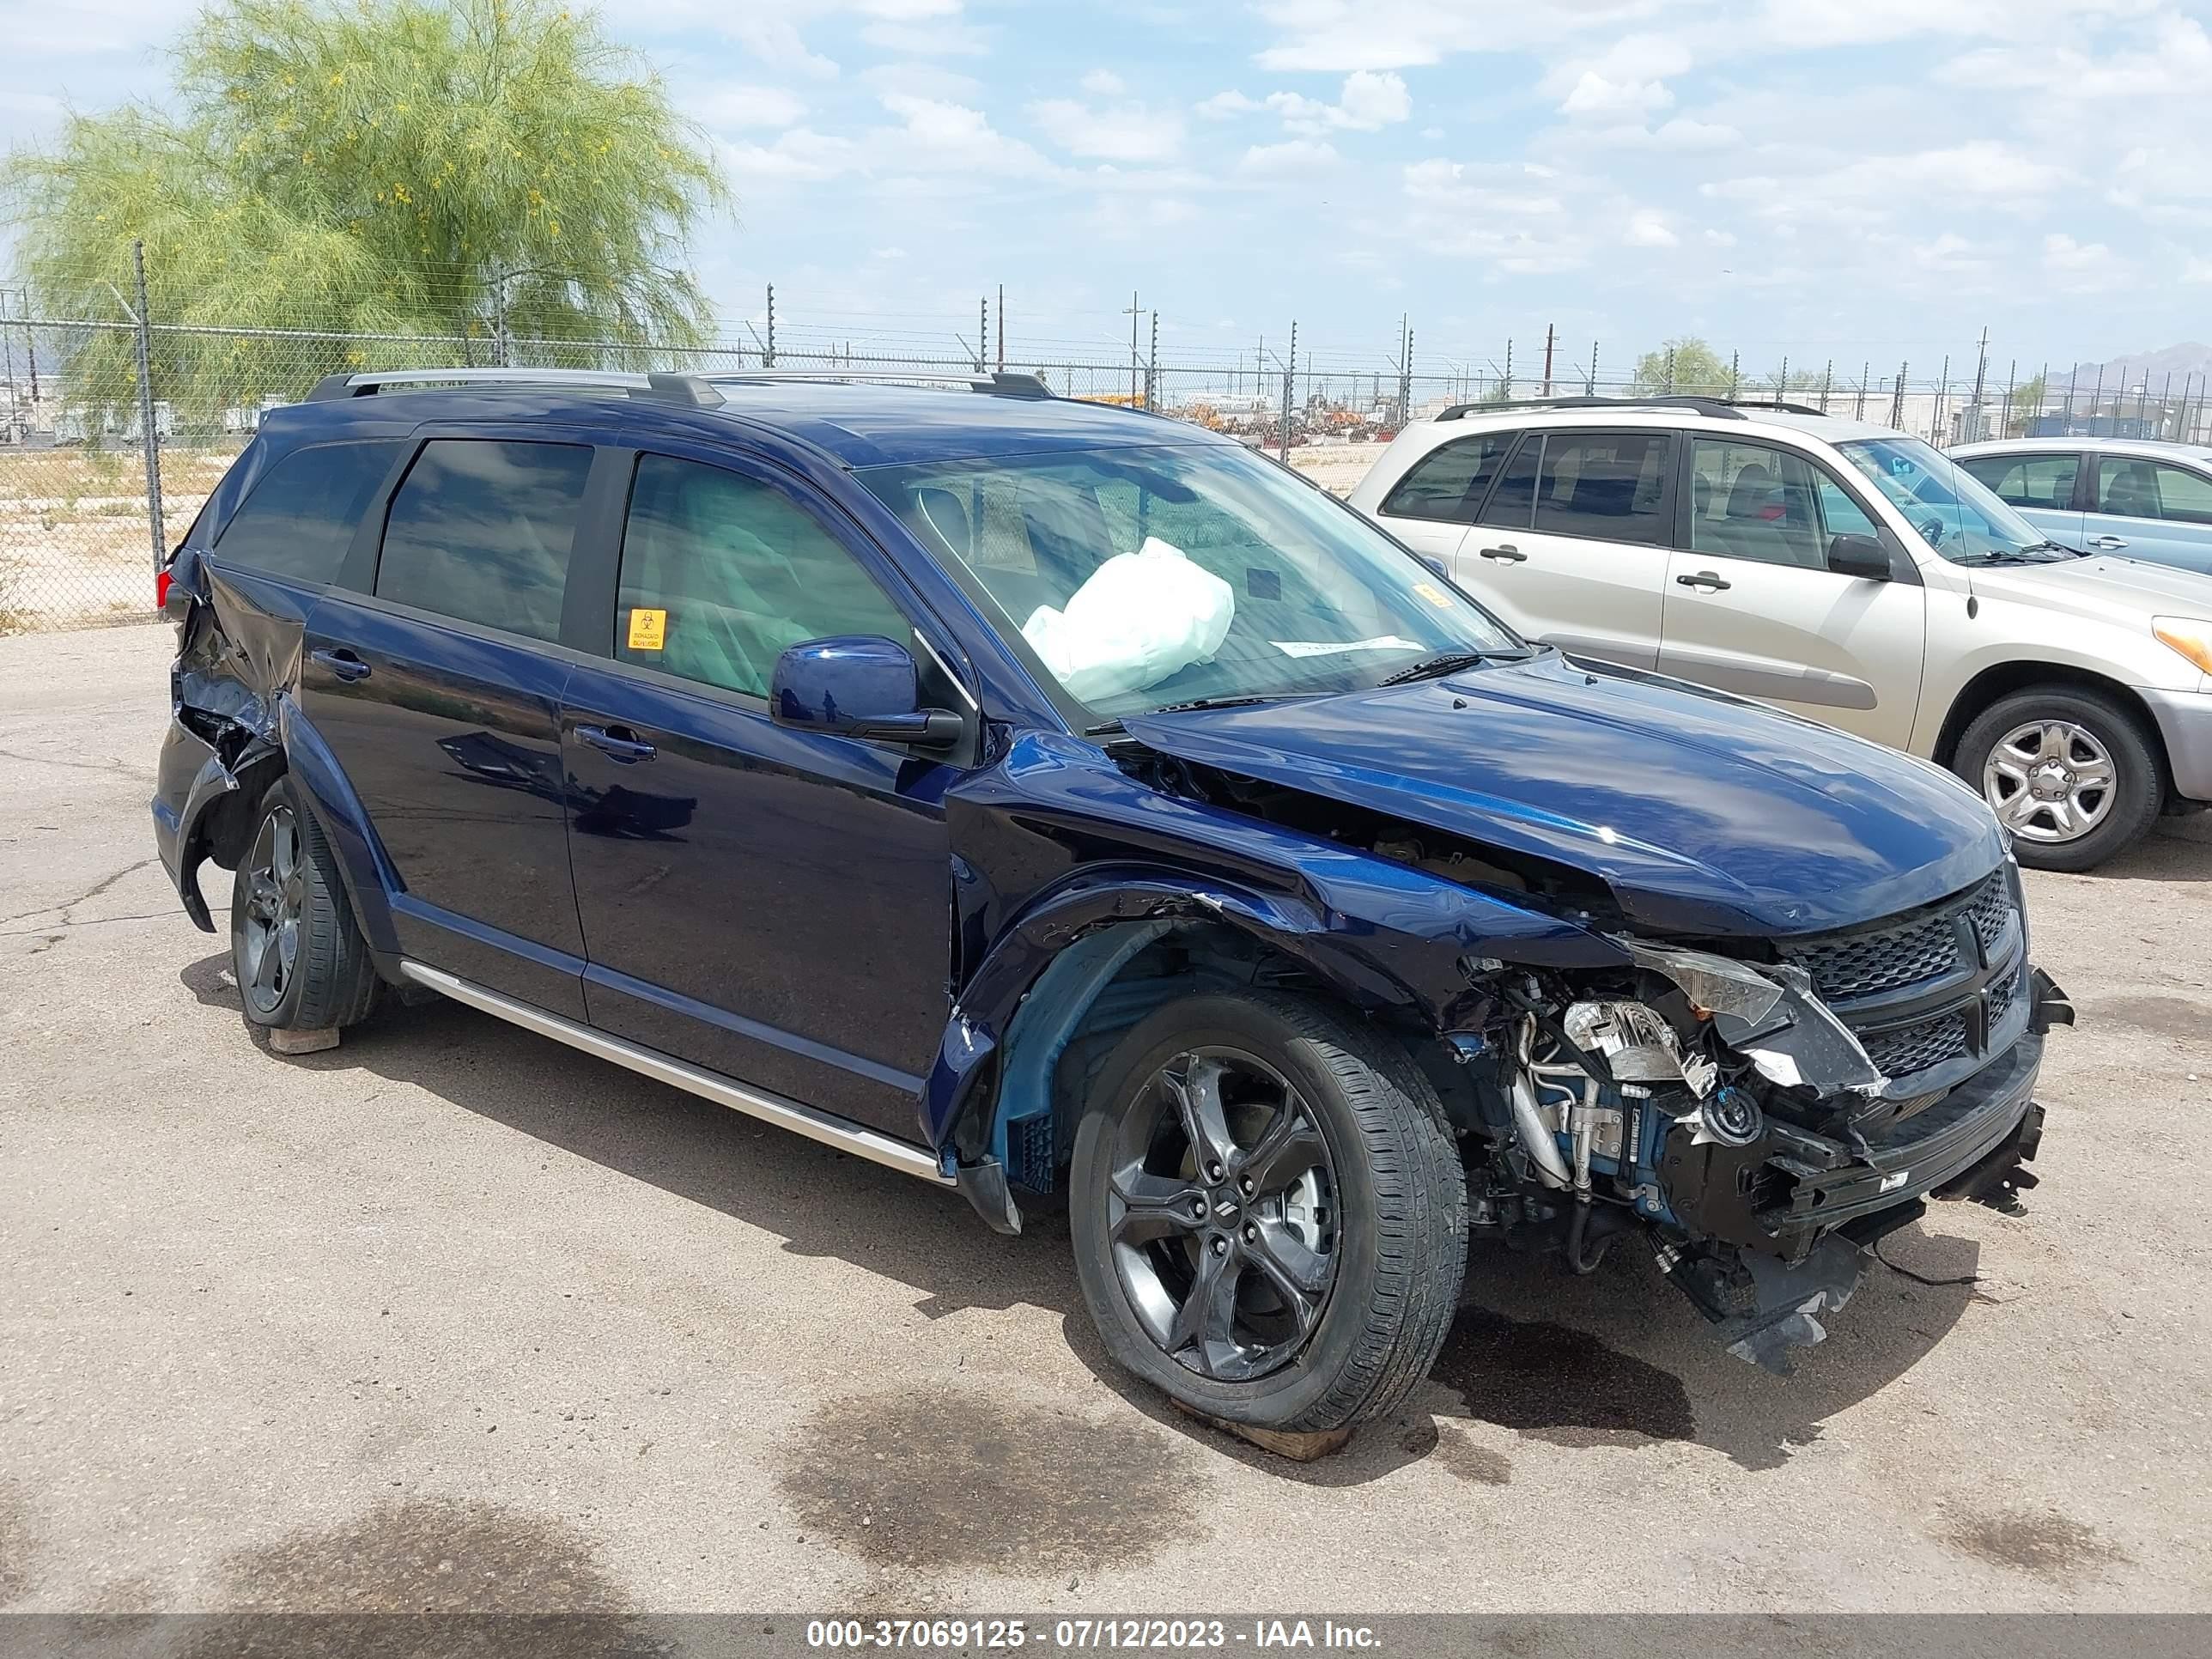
xmin=6 ymin=0 xmax=2209 ymax=382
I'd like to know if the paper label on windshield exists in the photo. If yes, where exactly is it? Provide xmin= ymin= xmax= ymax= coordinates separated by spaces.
xmin=1271 ymin=635 xmax=1423 ymax=659
xmin=1413 ymin=581 xmax=1455 ymax=609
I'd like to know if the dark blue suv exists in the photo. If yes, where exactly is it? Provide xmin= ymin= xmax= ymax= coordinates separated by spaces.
xmin=154 ymin=368 xmax=2069 ymax=1435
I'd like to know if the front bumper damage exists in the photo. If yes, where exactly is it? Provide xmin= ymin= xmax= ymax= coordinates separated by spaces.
xmin=1485 ymin=931 xmax=2070 ymax=1374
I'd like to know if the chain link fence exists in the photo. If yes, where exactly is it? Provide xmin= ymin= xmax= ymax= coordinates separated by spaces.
xmin=6 ymin=256 xmax=2210 ymax=634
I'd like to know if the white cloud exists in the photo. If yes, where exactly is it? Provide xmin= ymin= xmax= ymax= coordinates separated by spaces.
xmin=1547 ymin=34 xmax=1692 ymax=118
xmin=1029 ymin=96 xmax=1185 ymax=163
xmin=1705 ymin=140 xmax=2069 ymax=224
xmin=2185 ymin=258 xmax=2212 ymax=285
xmin=1651 ymin=117 xmax=1741 ymax=151
xmin=1559 ymin=70 xmax=1674 ymax=117
xmin=878 ymin=92 xmax=1052 ymax=175
xmin=1239 ymin=138 xmax=1341 ymax=176
xmin=720 ymin=128 xmax=857 ymax=184
xmin=1337 ymin=70 xmax=1413 ymax=128
xmin=1249 ymin=0 xmax=1655 ymax=71
xmin=693 ymin=84 xmax=810 ymax=131
xmin=1080 ymin=69 xmax=1126 ymax=96
xmin=1624 ymin=210 xmax=1679 ymax=248
xmin=2042 ymin=232 xmax=2129 ymax=292
xmin=1195 ymin=89 xmax=1261 ymax=118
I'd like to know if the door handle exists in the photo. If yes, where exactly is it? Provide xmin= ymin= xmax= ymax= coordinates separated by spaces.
xmin=1478 ymin=544 xmax=1528 ymax=562
xmin=2087 ymin=535 xmax=2128 ymax=550
xmin=310 ymin=647 xmax=372 ymax=684
xmin=576 ymin=723 xmax=657 ymax=763
xmin=1675 ymin=571 xmax=1732 ymax=592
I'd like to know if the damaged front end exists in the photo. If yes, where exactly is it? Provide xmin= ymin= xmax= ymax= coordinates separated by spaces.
xmin=1453 ymin=910 xmax=2069 ymax=1374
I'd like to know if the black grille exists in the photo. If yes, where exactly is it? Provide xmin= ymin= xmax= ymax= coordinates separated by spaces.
xmin=1989 ymin=963 xmax=2025 ymax=1027
xmin=1861 ymin=1011 xmax=1973 ymax=1078
xmin=1780 ymin=870 xmax=2011 ymax=1002
xmin=1967 ymin=876 xmax=2015 ymax=957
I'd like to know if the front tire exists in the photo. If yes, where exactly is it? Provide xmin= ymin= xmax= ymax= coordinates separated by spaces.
xmin=230 ymin=775 xmax=378 ymax=1032
xmin=1954 ymin=687 xmax=2163 ymax=872
xmin=1068 ymin=990 xmax=1465 ymax=1435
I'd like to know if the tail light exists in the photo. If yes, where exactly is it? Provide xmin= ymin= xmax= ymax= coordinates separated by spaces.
xmin=155 ymin=567 xmax=172 ymax=610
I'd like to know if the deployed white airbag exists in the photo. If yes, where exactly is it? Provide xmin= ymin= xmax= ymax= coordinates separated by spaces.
xmin=1022 ymin=537 xmax=1235 ymax=702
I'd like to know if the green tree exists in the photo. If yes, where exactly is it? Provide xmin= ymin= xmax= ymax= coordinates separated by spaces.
xmin=8 ymin=0 xmax=729 ymax=421
xmin=1629 ymin=336 xmax=1732 ymax=398
xmin=2009 ymin=373 xmax=2046 ymax=416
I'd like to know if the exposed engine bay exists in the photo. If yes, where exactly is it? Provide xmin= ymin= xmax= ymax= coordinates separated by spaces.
xmin=1447 ymin=942 xmax=2069 ymax=1373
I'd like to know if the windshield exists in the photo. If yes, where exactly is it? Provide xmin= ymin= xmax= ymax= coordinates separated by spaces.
xmin=1837 ymin=436 xmax=2073 ymax=563
xmin=860 ymin=441 xmax=1525 ymax=721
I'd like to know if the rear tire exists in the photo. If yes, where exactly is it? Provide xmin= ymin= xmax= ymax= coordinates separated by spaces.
xmin=229 ymin=775 xmax=378 ymax=1033
xmin=1068 ymin=990 xmax=1465 ymax=1435
xmin=1953 ymin=687 xmax=2162 ymax=872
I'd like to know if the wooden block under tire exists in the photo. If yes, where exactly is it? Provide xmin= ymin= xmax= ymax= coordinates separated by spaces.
xmin=1170 ymin=1399 xmax=1355 ymax=1462
xmin=268 ymin=1025 xmax=340 ymax=1055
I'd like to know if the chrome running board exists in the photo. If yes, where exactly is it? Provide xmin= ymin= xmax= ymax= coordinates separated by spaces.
xmin=397 ymin=960 xmax=955 ymax=1187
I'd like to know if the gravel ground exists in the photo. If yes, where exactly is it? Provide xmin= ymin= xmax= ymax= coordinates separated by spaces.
xmin=2 ymin=623 xmax=2209 ymax=1620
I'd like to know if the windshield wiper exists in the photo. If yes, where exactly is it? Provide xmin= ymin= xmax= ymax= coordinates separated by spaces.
xmin=1377 ymin=647 xmax=1532 ymax=686
xmin=1085 ymin=692 xmax=1306 ymax=736
xmin=1954 ymin=542 xmax=2078 ymax=566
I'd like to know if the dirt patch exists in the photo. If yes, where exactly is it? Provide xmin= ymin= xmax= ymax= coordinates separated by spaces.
xmin=1431 ymin=1306 xmax=1695 ymax=1448
xmin=2084 ymin=995 xmax=2207 ymax=1045
xmin=1399 ymin=1421 xmax=1512 ymax=1486
xmin=0 ymin=1478 xmax=33 ymax=1605
xmin=1936 ymin=1507 xmax=2130 ymax=1579
xmin=776 ymin=1386 xmax=1205 ymax=1576
xmin=216 ymin=1498 xmax=626 ymax=1613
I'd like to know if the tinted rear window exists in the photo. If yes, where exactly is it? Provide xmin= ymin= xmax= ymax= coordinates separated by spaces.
xmin=374 ymin=440 xmax=593 ymax=641
xmin=212 ymin=441 xmax=404 ymax=584
xmin=1380 ymin=432 xmax=1516 ymax=523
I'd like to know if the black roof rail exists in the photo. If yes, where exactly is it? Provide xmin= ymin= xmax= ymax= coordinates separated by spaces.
xmin=702 ymin=368 xmax=1054 ymax=400
xmin=303 ymin=367 xmax=725 ymax=407
xmin=1432 ymin=392 xmax=1834 ymax=423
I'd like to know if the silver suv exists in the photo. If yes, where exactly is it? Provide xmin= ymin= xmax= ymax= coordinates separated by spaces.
xmin=1346 ymin=396 xmax=2212 ymax=872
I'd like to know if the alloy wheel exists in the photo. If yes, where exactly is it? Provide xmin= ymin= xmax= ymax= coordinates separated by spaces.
xmin=1982 ymin=720 xmax=2116 ymax=844
xmin=1105 ymin=1046 xmax=1339 ymax=1382
xmin=239 ymin=804 xmax=305 ymax=1015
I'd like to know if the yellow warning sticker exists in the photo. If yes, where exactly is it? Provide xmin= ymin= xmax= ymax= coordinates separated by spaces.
xmin=626 ymin=606 xmax=667 ymax=651
xmin=1413 ymin=580 xmax=1454 ymax=609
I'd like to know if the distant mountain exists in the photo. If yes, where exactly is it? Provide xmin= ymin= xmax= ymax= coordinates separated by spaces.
xmin=2058 ymin=343 xmax=2212 ymax=392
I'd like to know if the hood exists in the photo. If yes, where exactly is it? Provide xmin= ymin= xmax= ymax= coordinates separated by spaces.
xmin=1122 ymin=651 xmax=2007 ymax=939
xmin=1963 ymin=553 xmax=2212 ymax=628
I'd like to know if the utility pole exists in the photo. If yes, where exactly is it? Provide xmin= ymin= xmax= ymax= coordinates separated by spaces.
xmin=764 ymin=283 xmax=776 ymax=368
xmin=1970 ymin=326 xmax=1990 ymax=422
xmin=1401 ymin=325 xmax=1413 ymax=423
xmin=1856 ymin=361 xmax=1869 ymax=420
xmin=1278 ymin=320 xmax=1297 ymax=462
xmin=1890 ymin=362 xmax=1907 ymax=430
xmin=1936 ymin=355 xmax=1950 ymax=441
xmin=2003 ymin=360 xmax=2017 ymax=438
xmin=977 ymin=295 xmax=988 ymax=372
xmin=1820 ymin=359 xmax=1833 ymax=413
xmin=1125 ymin=290 xmax=1141 ymax=405
xmin=1541 ymin=323 xmax=1556 ymax=398
xmin=1728 ymin=349 xmax=1740 ymax=401
xmin=996 ymin=283 xmax=1005 ymax=372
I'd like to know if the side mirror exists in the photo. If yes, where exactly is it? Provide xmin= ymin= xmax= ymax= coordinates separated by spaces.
xmin=1827 ymin=533 xmax=1893 ymax=581
xmin=770 ymin=635 xmax=963 ymax=748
